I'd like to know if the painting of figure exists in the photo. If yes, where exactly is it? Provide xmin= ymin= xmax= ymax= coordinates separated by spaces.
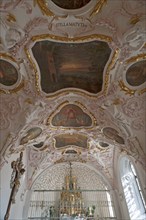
xmin=51 ymin=104 xmax=92 ymax=127
xmin=54 ymin=133 xmax=88 ymax=149
xmin=126 ymin=60 xmax=146 ymax=86
xmin=0 ymin=59 xmax=18 ymax=86
xmin=32 ymin=40 xmax=111 ymax=94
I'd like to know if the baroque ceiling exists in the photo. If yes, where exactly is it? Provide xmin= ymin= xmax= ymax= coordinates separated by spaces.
xmin=0 ymin=0 xmax=146 ymax=189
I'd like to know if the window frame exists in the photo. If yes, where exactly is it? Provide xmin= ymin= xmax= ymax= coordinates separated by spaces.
xmin=120 ymin=157 xmax=146 ymax=220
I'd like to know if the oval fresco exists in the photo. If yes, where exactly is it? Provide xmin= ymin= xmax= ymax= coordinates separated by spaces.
xmin=51 ymin=104 xmax=92 ymax=127
xmin=64 ymin=149 xmax=78 ymax=154
xmin=103 ymin=127 xmax=125 ymax=145
xmin=51 ymin=0 xmax=91 ymax=9
xmin=99 ymin=142 xmax=109 ymax=148
xmin=0 ymin=59 xmax=18 ymax=86
xmin=126 ymin=60 xmax=146 ymax=86
xmin=54 ymin=133 xmax=88 ymax=149
xmin=33 ymin=142 xmax=44 ymax=149
xmin=20 ymin=127 xmax=42 ymax=145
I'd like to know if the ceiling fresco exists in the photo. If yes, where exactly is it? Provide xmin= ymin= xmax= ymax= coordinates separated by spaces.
xmin=126 ymin=60 xmax=146 ymax=86
xmin=98 ymin=142 xmax=109 ymax=148
xmin=0 ymin=59 xmax=18 ymax=86
xmin=51 ymin=104 xmax=93 ymax=127
xmin=51 ymin=0 xmax=91 ymax=9
xmin=103 ymin=127 xmax=125 ymax=145
xmin=54 ymin=133 xmax=88 ymax=149
xmin=0 ymin=0 xmax=146 ymax=193
xmin=31 ymin=40 xmax=111 ymax=94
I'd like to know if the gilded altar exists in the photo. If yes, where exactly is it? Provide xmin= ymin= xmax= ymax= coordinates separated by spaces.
xmin=60 ymin=165 xmax=84 ymax=216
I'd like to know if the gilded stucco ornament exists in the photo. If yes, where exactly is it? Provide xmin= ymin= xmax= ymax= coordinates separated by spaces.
xmin=90 ymin=0 xmax=107 ymax=17
xmin=6 ymin=13 xmax=17 ymax=23
xmin=126 ymin=53 xmax=146 ymax=64
xmin=0 ymin=80 xmax=25 ymax=95
xmin=36 ymin=0 xmax=54 ymax=16
xmin=119 ymin=80 xmax=136 ymax=96
xmin=138 ymin=88 xmax=146 ymax=95
xmin=129 ymin=15 xmax=141 ymax=25
xmin=31 ymin=33 xmax=112 ymax=43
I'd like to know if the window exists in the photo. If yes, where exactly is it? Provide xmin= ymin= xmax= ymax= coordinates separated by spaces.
xmin=120 ymin=158 xmax=146 ymax=220
xmin=106 ymin=190 xmax=115 ymax=217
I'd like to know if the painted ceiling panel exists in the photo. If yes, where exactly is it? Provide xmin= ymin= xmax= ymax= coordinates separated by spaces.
xmin=32 ymin=40 xmax=111 ymax=94
xmin=0 ymin=59 xmax=18 ymax=86
xmin=54 ymin=133 xmax=88 ymax=149
xmin=126 ymin=60 xmax=146 ymax=86
xmin=51 ymin=104 xmax=92 ymax=127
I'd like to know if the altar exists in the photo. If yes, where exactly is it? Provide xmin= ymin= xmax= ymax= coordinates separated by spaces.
xmin=59 ymin=163 xmax=85 ymax=217
xmin=29 ymin=163 xmax=97 ymax=220
xmin=57 ymin=163 xmax=95 ymax=220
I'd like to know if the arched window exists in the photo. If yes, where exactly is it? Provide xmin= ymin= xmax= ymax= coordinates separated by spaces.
xmin=120 ymin=157 xmax=146 ymax=220
xmin=106 ymin=188 xmax=115 ymax=217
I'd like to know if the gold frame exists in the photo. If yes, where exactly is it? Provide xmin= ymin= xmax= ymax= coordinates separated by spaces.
xmin=36 ymin=0 xmax=107 ymax=17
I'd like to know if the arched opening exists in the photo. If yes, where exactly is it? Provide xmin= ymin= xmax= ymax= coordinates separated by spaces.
xmin=120 ymin=157 xmax=146 ymax=220
xmin=26 ymin=162 xmax=116 ymax=219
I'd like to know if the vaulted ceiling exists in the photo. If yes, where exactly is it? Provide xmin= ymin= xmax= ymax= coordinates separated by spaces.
xmin=0 ymin=0 xmax=146 ymax=189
